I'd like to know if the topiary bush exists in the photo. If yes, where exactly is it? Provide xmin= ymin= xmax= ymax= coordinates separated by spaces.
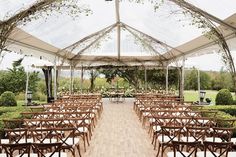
xmin=215 ymin=89 xmax=233 ymax=105
xmin=0 ymin=91 xmax=17 ymax=106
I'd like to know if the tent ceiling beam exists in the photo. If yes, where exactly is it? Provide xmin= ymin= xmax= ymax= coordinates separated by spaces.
xmin=123 ymin=25 xmax=166 ymax=63
xmin=70 ymin=24 xmax=117 ymax=61
xmin=170 ymin=0 xmax=236 ymax=32
xmin=6 ymin=38 xmax=67 ymax=60
xmin=167 ymin=31 xmax=236 ymax=61
xmin=122 ymin=23 xmax=186 ymax=60
xmin=59 ymin=23 xmax=117 ymax=53
xmin=34 ymin=64 xmax=177 ymax=70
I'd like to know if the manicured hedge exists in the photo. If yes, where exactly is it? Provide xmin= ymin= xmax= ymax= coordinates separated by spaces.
xmin=215 ymin=89 xmax=233 ymax=105
xmin=193 ymin=105 xmax=236 ymax=137
xmin=0 ymin=91 xmax=17 ymax=106
xmin=203 ymin=105 xmax=236 ymax=116
xmin=0 ymin=106 xmax=30 ymax=138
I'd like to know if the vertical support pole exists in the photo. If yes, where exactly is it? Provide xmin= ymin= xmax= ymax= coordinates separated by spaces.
xmin=53 ymin=57 xmax=57 ymax=100
xmin=144 ymin=67 xmax=147 ymax=92
xmin=198 ymin=68 xmax=201 ymax=104
xmin=115 ymin=0 xmax=121 ymax=60
xmin=117 ymin=24 xmax=121 ymax=60
xmin=72 ymin=67 xmax=74 ymax=94
xmin=25 ymin=67 xmax=29 ymax=105
xmin=80 ymin=65 xmax=84 ymax=93
xmin=166 ymin=65 xmax=169 ymax=93
xmin=70 ymin=64 xmax=73 ymax=95
xmin=179 ymin=58 xmax=185 ymax=99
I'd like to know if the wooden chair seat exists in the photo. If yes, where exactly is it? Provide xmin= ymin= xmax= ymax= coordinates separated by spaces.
xmin=230 ymin=138 xmax=236 ymax=144
xmin=228 ymin=151 xmax=236 ymax=157
xmin=204 ymin=137 xmax=223 ymax=143
xmin=0 ymin=139 xmax=9 ymax=144
xmin=15 ymin=154 xmax=38 ymax=157
xmin=45 ymin=152 xmax=68 ymax=157
xmin=167 ymin=151 xmax=191 ymax=157
xmin=196 ymin=151 xmax=220 ymax=157
xmin=14 ymin=138 xmax=34 ymax=144
xmin=35 ymin=138 xmax=58 ymax=144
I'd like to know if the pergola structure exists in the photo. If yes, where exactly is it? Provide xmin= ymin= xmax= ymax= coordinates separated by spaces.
xmin=3 ymin=0 xmax=236 ymax=101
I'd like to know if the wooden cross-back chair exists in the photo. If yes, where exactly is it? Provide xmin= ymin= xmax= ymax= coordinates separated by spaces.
xmin=156 ymin=126 xmax=183 ymax=157
xmin=4 ymin=128 xmax=28 ymax=144
xmin=32 ymin=142 xmax=66 ymax=157
xmin=197 ymin=141 xmax=233 ymax=157
xmin=167 ymin=141 xmax=201 ymax=157
xmin=192 ymin=117 xmax=216 ymax=127
xmin=181 ymin=126 xmax=209 ymax=151
xmin=205 ymin=127 xmax=234 ymax=143
xmin=1 ymin=143 xmax=32 ymax=157
xmin=29 ymin=127 xmax=81 ymax=157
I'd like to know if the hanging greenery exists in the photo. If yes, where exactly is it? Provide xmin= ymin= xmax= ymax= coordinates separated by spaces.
xmin=0 ymin=0 xmax=91 ymax=56
xmin=167 ymin=0 xmax=236 ymax=92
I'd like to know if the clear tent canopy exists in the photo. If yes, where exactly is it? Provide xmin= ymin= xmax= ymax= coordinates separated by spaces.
xmin=1 ymin=0 xmax=236 ymax=69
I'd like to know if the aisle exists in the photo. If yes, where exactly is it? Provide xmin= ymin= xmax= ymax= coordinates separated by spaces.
xmin=83 ymin=98 xmax=156 ymax=157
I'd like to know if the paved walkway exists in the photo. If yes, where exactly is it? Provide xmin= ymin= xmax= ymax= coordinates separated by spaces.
xmin=83 ymin=98 xmax=156 ymax=157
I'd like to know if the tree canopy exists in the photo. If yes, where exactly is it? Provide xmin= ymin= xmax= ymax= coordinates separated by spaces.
xmin=0 ymin=58 xmax=40 ymax=95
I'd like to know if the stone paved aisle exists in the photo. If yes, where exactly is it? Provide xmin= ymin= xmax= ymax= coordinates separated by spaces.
xmin=83 ymin=98 xmax=156 ymax=157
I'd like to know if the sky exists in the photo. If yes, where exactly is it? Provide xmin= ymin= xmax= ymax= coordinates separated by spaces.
xmin=0 ymin=0 xmax=236 ymax=71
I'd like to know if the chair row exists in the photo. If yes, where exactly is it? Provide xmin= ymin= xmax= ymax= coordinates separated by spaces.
xmin=155 ymin=125 xmax=236 ymax=157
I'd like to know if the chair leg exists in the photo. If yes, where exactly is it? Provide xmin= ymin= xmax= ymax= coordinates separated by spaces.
xmin=156 ymin=144 xmax=161 ymax=157
xmin=86 ymin=133 xmax=90 ymax=146
xmin=160 ymin=146 xmax=164 ymax=157
xmin=153 ymin=134 xmax=157 ymax=150
xmin=151 ymin=132 xmax=155 ymax=144
xmin=83 ymin=135 xmax=86 ymax=152
xmin=77 ymin=144 xmax=82 ymax=157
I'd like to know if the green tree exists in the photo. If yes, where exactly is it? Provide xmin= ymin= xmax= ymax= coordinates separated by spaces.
xmin=89 ymin=70 xmax=99 ymax=92
xmin=211 ymin=68 xmax=234 ymax=91
xmin=146 ymin=69 xmax=179 ymax=89
xmin=100 ymin=68 xmax=141 ymax=88
xmin=100 ymin=68 xmax=179 ymax=89
xmin=185 ymin=68 xmax=211 ymax=90
xmin=0 ymin=59 xmax=40 ymax=95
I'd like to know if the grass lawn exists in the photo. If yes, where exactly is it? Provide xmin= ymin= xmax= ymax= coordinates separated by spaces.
xmin=184 ymin=90 xmax=236 ymax=105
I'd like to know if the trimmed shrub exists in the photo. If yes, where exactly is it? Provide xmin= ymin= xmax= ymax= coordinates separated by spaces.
xmin=0 ymin=91 xmax=17 ymax=106
xmin=233 ymin=100 xmax=236 ymax=105
xmin=15 ymin=92 xmax=25 ymax=101
xmin=195 ymin=106 xmax=236 ymax=137
xmin=39 ymin=93 xmax=47 ymax=102
xmin=203 ymin=105 xmax=236 ymax=116
xmin=215 ymin=89 xmax=233 ymax=105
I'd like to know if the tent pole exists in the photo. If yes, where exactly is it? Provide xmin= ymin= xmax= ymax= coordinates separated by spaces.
xmin=144 ymin=67 xmax=147 ymax=92
xmin=25 ymin=66 xmax=29 ymax=105
xmin=180 ymin=58 xmax=185 ymax=98
xmin=80 ymin=65 xmax=83 ymax=93
xmin=72 ymin=67 xmax=74 ymax=94
xmin=70 ymin=65 xmax=72 ymax=95
xmin=198 ymin=68 xmax=201 ymax=104
xmin=166 ymin=65 xmax=169 ymax=94
xmin=53 ymin=57 xmax=57 ymax=100
xmin=115 ymin=0 xmax=121 ymax=60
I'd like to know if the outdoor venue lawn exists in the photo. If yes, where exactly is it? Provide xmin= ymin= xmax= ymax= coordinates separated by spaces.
xmin=184 ymin=90 xmax=236 ymax=105
xmin=184 ymin=90 xmax=219 ymax=104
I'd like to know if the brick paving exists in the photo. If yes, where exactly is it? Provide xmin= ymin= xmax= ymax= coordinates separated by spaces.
xmin=83 ymin=98 xmax=156 ymax=157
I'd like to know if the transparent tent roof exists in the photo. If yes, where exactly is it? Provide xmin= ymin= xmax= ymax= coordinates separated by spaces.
xmin=1 ymin=0 xmax=236 ymax=68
